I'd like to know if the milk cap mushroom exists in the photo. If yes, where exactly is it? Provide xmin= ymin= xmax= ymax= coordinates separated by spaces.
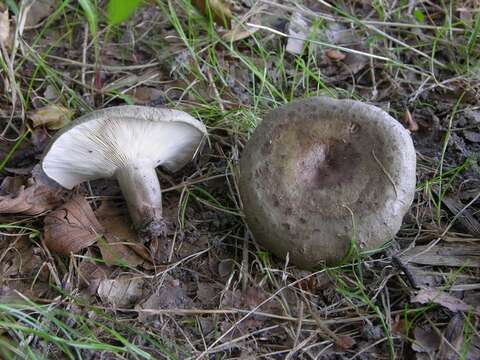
xmin=42 ymin=106 xmax=207 ymax=240
xmin=239 ymin=97 xmax=416 ymax=269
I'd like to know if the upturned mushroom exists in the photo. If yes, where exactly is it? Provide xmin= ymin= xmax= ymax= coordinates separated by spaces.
xmin=239 ymin=97 xmax=416 ymax=269
xmin=42 ymin=106 xmax=207 ymax=243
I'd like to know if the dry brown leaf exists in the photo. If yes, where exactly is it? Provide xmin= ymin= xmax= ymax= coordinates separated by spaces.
xmin=126 ymin=87 xmax=164 ymax=105
xmin=391 ymin=316 xmax=408 ymax=336
xmin=29 ymin=104 xmax=74 ymax=130
xmin=97 ymin=276 xmax=145 ymax=307
xmin=44 ymin=195 xmax=102 ymax=255
xmin=218 ymin=258 xmax=235 ymax=277
xmin=220 ymin=289 xmax=242 ymax=308
xmin=25 ymin=0 xmax=56 ymax=27
xmin=335 ymin=334 xmax=356 ymax=350
xmin=97 ymin=236 xmax=147 ymax=267
xmin=196 ymin=282 xmax=218 ymax=307
xmin=136 ymin=277 xmax=193 ymax=322
xmin=325 ymin=49 xmax=346 ymax=61
xmin=95 ymin=202 xmax=151 ymax=266
xmin=191 ymin=0 xmax=232 ymax=28
xmin=0 ymin=177 xmax=63 ymax=215
xmin=411 ymin=288 xmax=472 ymax=313
xmin=0 ymin=9 xmax=9 ymax=44
xmin=343 ymin=52 xmax=369 ymax=75
xmin=78 ymin=256 xmax=112 ymax=295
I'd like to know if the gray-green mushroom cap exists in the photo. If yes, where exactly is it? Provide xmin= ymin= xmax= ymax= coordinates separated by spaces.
xmin=239 ymin=97 xmax=416 ymax=269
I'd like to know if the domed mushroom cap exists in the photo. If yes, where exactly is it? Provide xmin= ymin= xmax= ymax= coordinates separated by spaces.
xmin=42 ymin=106 xmax=207 ymax=189
xmin=239 ymin=97 xmax=416 ymax=269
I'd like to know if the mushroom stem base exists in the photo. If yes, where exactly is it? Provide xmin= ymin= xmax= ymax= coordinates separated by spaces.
xmin=116 ymin=164 xmax=165 ymax=239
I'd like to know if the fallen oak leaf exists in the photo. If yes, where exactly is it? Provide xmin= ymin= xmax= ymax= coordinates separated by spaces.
xmin=29 ymin=104 xmax=74 ymax=130
xmin=43 ymin=195 xmax=102 ymax=255
xmin=0 ymin=177 xmax=63 ymax=215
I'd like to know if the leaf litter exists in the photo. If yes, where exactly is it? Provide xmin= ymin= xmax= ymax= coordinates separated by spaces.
xmin=43 ymin=195 xmax=102 ymax=255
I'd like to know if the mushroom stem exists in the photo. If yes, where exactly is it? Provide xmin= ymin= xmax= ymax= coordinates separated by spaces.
xmin=116 ymin=164 xmax=166 ymax=240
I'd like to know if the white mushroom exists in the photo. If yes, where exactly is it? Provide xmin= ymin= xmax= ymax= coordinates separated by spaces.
xmin=42 ymin=106 xmax=207 ymax=242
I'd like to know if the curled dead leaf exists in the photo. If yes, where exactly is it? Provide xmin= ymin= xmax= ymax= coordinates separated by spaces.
xmin=29 ymin=104 xmax=74 ymax=130
xmin=44 ymin=195 xmax=102 ymax=255
xmin=0 ymin=177 xmax=63 ymax=215
xmin=192 ymin=0 xmax=232 ymax=28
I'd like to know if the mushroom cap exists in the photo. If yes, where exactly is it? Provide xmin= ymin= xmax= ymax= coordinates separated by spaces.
xmin=239 ymin=97 xmax=416 ymax=269
xmin=42 ymin=106 xmax=207 ymax=189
